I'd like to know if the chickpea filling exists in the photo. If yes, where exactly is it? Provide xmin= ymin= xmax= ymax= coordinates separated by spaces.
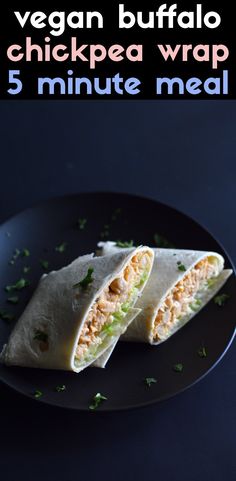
xmin=153 ymin=257 xmax=221 ymax=342
xmin=75 ymin=250 xmax=152 ymax=364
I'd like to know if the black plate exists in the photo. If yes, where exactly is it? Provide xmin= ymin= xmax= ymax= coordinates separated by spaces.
xmin=0 ymin=192 xmax=235 ymax=411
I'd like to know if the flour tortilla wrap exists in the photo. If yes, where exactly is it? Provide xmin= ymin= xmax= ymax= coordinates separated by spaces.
xmin=98 ymin=242 xmax=232 ymax=345
xmin=0 ymin=247 xmax=153 ymax=372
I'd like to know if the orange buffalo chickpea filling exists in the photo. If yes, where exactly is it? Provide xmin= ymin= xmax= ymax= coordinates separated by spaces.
xmin=75 ymin=250 xmax=152 ymax=360
xmin=153 ymin=257 xmax=219 ymax=342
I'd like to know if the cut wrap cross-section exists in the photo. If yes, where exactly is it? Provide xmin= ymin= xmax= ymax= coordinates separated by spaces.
xmin=0 ymin=246 xmax=154 ymax=372
xmin=98 ymin=242 xmax=232 ymax=345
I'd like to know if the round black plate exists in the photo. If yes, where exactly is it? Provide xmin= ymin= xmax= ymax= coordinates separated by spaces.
xmin=0 ymin=192 xmax=235 ymax=411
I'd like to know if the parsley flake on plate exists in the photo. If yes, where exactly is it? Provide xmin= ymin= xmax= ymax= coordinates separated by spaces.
xmin=9 ymin=248 xmax=30 ymax=265
xmin=214 ymin=293 xmax=230 ymax=307
xmin=111 ymin=208 xmax=122 ymax=221
xmin=22 ymin=248 xmax=30 ymax=257
xmin=23 ymin=266 xmax=31 ymax=274
xmin=5 ymin=278 xmax=30 ymax=292
xmin=100 ymin=224 xmax=110 ymax=239
xmin=77 ymin=218 xmax=87 ymax=230
xmin=154 ymin=234 xmax=175 ymax=248
xmin=198 ymin=346 xmax=207 ymax=358
xmin=55 ymin=242 xmax=67 ymax=253
xmin=9 ymin=248 xmax=21 ymax=265
xmin=144 ymin=377 xmax=157 ymax=387
xmin=116 ymin=240 xmax=134 ymax=248
xmin=55 ymin=385 xmax=66 ymax=393
xmin=73 ymin=268 xmax=94 ymax=289
xmin=40 ymin=259 xmax=49 ymax=270
xmin=34 ymin=390 xmax=43 ymax=399
xmin=89 ymin=392 xmax=107 ymax=410
xmin=173 ymin=363 xmax=183 ymax=373
xmin=7 ymin=296 xmax=19 ymax=305
xmin=0 ymin=310 xmax=15 ymax=322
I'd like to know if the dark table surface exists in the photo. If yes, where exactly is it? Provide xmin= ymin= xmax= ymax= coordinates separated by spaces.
xmin=0 ymin=101 xmax=235 ymax=481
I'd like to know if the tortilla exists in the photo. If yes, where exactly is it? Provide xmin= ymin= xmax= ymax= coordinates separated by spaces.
xmin=98 ymin=242 xmax=232 ymax=344
xmin=0 ymin=247 xmax=154 ymax=372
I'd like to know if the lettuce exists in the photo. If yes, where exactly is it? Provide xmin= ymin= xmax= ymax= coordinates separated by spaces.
xmin=190 ymin=299 xmax=202 ymax=312
xmin=207 ymin=277 xmax=218 ymax=288
xmin=135 ymin=270 xmax=149 ymax=289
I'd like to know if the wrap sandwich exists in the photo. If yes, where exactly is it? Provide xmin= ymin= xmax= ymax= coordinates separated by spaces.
xmin=98 ymin=242 xmax=232 ymax=344
xmin=0 ymin=246 xmax=154 ymax=372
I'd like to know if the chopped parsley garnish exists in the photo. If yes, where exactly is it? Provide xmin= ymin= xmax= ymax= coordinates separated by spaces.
xmin=33 ymin=330 xmax=48 ymax=343
xmin=7 ymin=296 xmax=19 ymax=305
xmin=77 ymin=218 xmax=87 ymax=230
xmin=55 ymin=242 xmax=67 ymax=253
xmin=40 ymin=259 xmax=49 ymax=270
xmin=55 ymin=385 xmax=66 ymax=392
xmin=73 ymin=268 xmax=94 ymax=289
xmin=9 ymin=248 xmax=21 ymax=265
xmin=22 ymin=248 xmax=30 ymax=257
xmin=100 ymin=224 xmax=110 ymax=239
xmin=89 ymin=392 xmax=107 ymax=410
xmin=198 ymin=346 xmax=207 ymax=358
xmin=23 ymin=266 xmax=30 ymax=274
xmin=214 ymin=293 xmax=230 ymax=307
xmin=34 ymin=390 xmax=43 ymax=399
xmin=144 ymin=377 xmax=157 ymax=387
xmin=111 ymin=208 xmax=122 ymax=221
xmin=154 ymin=233 xmax=175 ymax=248
xmin=9 ymin=248 xmax=30 ymax=264
xmin=5 ymin=278 xmax=30 ymax=292
xmin=177 ymin=261 xmax=186 ymax=272
xmin=173 ymin=363 xmax=183 ymax=372
xmin=0 ymin=309 xmax=15 ymax=322
xmin=116 ymin=240 xmax=134 ymax=248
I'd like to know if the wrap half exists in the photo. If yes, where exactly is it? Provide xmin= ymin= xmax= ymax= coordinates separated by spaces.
xmin=98 ymin=242 xmax=232 ymax=345
xmin=0 ymin=247 xmax=154 ymax=372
